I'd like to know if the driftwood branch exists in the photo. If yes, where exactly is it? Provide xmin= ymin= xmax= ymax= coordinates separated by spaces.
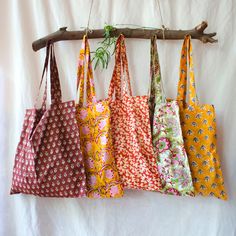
xmin=32 ymin=21 xmax=217 ymax=51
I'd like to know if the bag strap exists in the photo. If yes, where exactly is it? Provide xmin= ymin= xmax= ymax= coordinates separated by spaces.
xmin=149 ymin=35 xmax=166 ymax=104
xmin=34 ymin=43 xmax=62 ymax=110
xmin=34 ymin=42 xmax=50 ymax=110
xmin=177 ymin=35 xmax=198 ymax=106
xmin=49 ymin=44 xmax=62 ymax=104
xmin=76 ymin=35 xmax=96 ymax=106
xmin=108 ymin=34 xmax=132 ymax=100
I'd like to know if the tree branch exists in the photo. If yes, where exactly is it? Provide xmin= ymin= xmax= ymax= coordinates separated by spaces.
xmin=32 ymin=21 xmax=217 ymax=51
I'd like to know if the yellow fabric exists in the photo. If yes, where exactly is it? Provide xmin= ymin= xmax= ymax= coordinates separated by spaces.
xmin=76 ymin=36 xmax=123 ymax=198
xmin=177 ymin=35 xmax=227 ymax=200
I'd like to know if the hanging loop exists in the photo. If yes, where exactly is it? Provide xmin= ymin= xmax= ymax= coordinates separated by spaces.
xmin=85 ymin=0 xmax=94 ymax=36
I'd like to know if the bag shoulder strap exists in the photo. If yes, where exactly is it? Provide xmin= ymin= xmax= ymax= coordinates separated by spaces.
xmin=77 ymin=35 xmax=96 ymax=106
xmin=34 ymin=43 xmax=62 ymax=110
xmin=108 ymin=34 xmax=132 ymax=100
xmin=50 ymin=44 xmax=62 ymax=104
xmin=177 ymin=35 xmax=198 ymax=106
xmin=150 ymin=35 xmax=166 ymax=104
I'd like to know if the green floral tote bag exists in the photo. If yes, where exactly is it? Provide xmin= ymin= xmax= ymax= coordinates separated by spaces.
xmin=149 ymin=36 xmax=194 ymax=196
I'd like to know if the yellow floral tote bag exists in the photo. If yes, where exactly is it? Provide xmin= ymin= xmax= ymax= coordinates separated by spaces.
xmin=76 ymin=36 xmax=124 ymax=198
xmin=176 ymin=35 xmax=227 ymax=200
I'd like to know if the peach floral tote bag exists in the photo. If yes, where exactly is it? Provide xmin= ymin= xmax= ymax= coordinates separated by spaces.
xmin=108 ymin=34 xmax=162 ymax=191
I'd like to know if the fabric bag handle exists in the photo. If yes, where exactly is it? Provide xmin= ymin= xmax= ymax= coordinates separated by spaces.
xmin=177 ymin=35 xmax=198 ymax=106
xmin=149 ymin=35 xmax=166 ymax=104
xmin=34 ymin=43 xmax=62 ymax=110
xmin=34 ymin=42 xmax=50 ymax=110
xmin=108 ymin=34 xmax=132 ymax=100
xmin=49 ymin=44 xmax=62 ymax=104
xmin=76 ymin=35 xmax=96 ymax=106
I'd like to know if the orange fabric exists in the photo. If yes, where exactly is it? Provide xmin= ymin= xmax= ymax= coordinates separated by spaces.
xmin=176 ymin=35 xmax=227 ymax=200
xmin=108 ymin=35 xmax=162 ymax=191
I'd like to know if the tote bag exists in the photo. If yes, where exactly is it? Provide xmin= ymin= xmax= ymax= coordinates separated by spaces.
xmin=10 ymin=44 xmax=87 ymax=197
xmin=176 ymin=35 xmax=227 ymax=200
xmin=108 ymin=34 xmax=162 ymax=191
xmin=76 ymin=36 xmax=124 ymax=198
xmin=149 ymin=36 xmax=194 ymax=196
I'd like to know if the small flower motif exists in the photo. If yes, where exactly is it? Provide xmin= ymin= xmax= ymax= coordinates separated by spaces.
xmin=99 ymin=120 xmax=107 ymax=130
xmin=172 ymin=153 xmax=182 ymax=165
xmin=193 ymin=137 xmax=199 ymax=143
xmin=87 ymin=158 xmax=94 ymax=168
xmin=80 ymin=110 xmax=88 ymax=120
xmin=166 ymin=106 xmax=173 ymax=115
xmin=185 ymin=114 xmax=191 ymax=120
xmin=153 ymin=120 xmax=162 ymax=134
xmin=93 ymin=192 xmax=101 ymax=198
xmin=106 ymin=169 xmax=114 ymax=179
xmin=102 ymin=152 xmax=109 ymax=162
xmin=82 ymin=126 xmax=89 ymax=135
xmin=96 ymin=103 xmax=104 ymax=113
xmin=166 ymin=117 xmax=180 ymax=137
xmin=156 ymin=137 xmax=171 ymax=153
xmin=198 ymin=129 xmax=203 ymax=134
xmin=86 ymin=142 xmax=92 ymax=152
xmin=187 ymin=129 xmax=193 ymax=135
xmin=92 ymin=96 xmax=97 ymax=103
xmin=196 ymin=113 xmax=201 ymax=119
xmin=204 ymin=176 xmax=210 ymax=182
xmin=89 ymin=175 xmax=97 ymax=187
xmin=164 ymin=188 xmax=181 ymax=196
xmin=200 ymin=184 xmax=206 ymax=190
xmin=110 ymin=185 xmax=119 ymax=196
xmin=100 ymin=136 xmax=107 ymax=145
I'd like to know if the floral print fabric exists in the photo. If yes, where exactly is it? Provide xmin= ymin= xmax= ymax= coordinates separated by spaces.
xmin=149 ymin=36 xmax=194 ymax=196
xmin=177 ymin=35 xmax=227 ymax=200
xmin=11 ymin=44 xmax=87 ymax=197
xmin=108 ymin=35 xmax=162 ymax=191
xmin=76 ymin=36 xmax=123 ymax=198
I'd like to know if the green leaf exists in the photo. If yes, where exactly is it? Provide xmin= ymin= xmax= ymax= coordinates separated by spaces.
xmin=91 ymin=24 xmax=117 ymax=70
xmin=94 ymin=58 xmax=100 ymax=70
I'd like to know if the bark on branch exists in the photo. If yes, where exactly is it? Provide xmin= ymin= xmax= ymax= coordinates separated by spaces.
xmin=32 ymin=21 xmax=217 ymax=51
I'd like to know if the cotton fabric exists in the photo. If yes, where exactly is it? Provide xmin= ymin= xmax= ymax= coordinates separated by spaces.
xmin=1 ymin=1 xmax=236 ymax=235
xmin=149 ymin=36 xmax=194 ymax=196
xmin=108 ymin=35 xmax=162 ymax=191
xmin=176 ymin=35 xmax=227 ymax=200
xmin=10 ymin=44 xmax=87 ymax=197
xmin=76 ymin=36 xmax=123 ymax=198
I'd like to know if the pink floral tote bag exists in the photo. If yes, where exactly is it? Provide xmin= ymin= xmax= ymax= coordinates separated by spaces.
xmin=76 ymin=36 xmax=124 ymax=198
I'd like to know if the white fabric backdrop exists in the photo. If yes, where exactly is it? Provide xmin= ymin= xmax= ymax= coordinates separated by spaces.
xmin=1 ymin=0 xmax=236 ymax=235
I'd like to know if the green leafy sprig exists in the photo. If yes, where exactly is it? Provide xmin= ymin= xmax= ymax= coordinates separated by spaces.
xmin=92 ymin=24 xmax=117 ymax=70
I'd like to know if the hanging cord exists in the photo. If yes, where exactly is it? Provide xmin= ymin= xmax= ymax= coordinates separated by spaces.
xmin=115 ymin=24 xmax=157 ymax=30
xmin=155 ymin=0 xmax=168 ymax=39
xmin=154 ymin=0 xmax=167 ymax=102
xmin=85 ymin=0 xmax=94 ymax=35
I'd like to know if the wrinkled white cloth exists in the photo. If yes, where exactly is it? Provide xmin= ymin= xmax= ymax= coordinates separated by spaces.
xmin=0 ymin=0 xmax=236 ymax=235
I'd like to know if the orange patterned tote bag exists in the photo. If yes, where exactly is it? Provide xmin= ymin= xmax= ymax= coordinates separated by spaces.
xmin=108 ymin=34 xmax=162 ymax=191
xmin=176 ymin=35 xmax=227 ymax=200
xmin=76 ymin=36 xmax=124 ymax=198
xmin=149 ymin=36 xmax=194 ymax=196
